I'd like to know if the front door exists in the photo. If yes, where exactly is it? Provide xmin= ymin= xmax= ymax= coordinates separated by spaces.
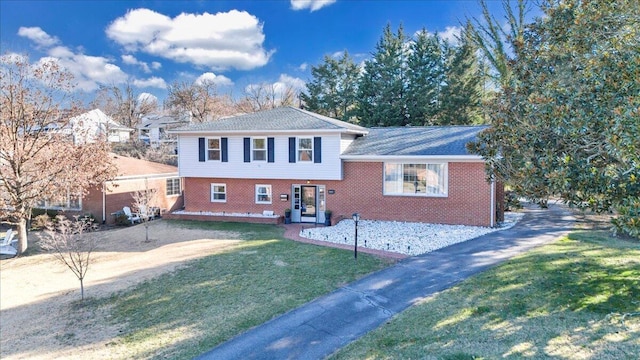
xmin=300 ymin=185 xmax=317 ymax=223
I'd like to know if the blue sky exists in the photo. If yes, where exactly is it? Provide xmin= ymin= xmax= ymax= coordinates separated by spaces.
xmin=1 ymin=0 xmax=527 ymax=105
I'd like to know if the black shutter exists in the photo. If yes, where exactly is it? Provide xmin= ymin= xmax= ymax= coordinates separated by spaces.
xmin=243 ymin=137 xmax=251 ymax=163
xmin=221 ymin=137 xmax=228 ymax=162
xmin=198 ymin=137 xmax=205 ymax=162
xmin=314 ymin=137 xmax=322 ymax=163
xmin=289 ymin=137 xmax=296 ymax=163
xmin=267 ymin=137 xmax=275 ymax=163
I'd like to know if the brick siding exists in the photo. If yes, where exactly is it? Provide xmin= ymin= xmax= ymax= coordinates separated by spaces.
xmin=182 ymin=161 xmax=501 ymax=227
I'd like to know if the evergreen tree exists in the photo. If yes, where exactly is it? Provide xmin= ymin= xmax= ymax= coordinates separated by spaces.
xmin=300 ymin=51 xmax=359 ymax=122
xmin=406 ymin=29 xmax=445 ymax=125
xmin=439 ymin=23 xmax=486 ymax=125
xmin=356 ymin=24 xmax=409 ymax=126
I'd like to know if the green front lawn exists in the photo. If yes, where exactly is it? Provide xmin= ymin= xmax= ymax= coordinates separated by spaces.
xmin=95 ymin=221 xmax=393 ymax=359
xmin=331 ymin=230 xmax=640 ymax=359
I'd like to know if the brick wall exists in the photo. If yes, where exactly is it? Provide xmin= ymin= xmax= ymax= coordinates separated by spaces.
xmin=182 ymin=160 xmax=498 ymax=227
xmin=80 ymin=177 xmax=184 ymax=224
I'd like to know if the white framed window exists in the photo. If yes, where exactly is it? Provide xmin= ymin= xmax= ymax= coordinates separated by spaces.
xmin=383 ymin=162 xmax=447 ymax=197
xmin=166 ymin=178 xmax=181 ymax=196
xmin=207 ymin=138 xmax=221 ymax=161
xmin=37 ymin=191 xmax=82 ymax=210
xmin=298 ymin=137 xmax=313 ymax=162
xmin=211 ymin=183 xmax=227 ymax=202
xmin=255 ymin=184 xmax=272 ymax=204
xmin=252 ymin=138 xmax=267 ymax=161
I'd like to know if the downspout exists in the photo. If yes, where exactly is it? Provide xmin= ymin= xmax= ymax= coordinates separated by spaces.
xmin=490 ymin=177 xmax=496 ymax=227
xmin=102 ymin=183 xmax=106 ymax=224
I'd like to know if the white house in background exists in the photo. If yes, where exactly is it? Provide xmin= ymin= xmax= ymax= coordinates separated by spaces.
xmin=138 ymin=113 xmax=191 ymax=148
xmin=69 ymin=109 xmax=133 ymax=144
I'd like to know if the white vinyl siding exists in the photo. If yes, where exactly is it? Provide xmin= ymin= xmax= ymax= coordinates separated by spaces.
xmin=383 ymin=162 xmax=447 ymax=197
xmin=178 ymin=134 xmax=344 ymax=180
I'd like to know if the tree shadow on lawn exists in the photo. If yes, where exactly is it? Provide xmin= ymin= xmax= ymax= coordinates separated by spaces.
xmin=1 ymin=231 xmax=391 ymax=359
xmin=335 ymin=231 xmax=640 ymax=360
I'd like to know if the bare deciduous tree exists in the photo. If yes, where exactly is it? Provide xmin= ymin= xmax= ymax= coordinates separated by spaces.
xmin=132 ymin=180 xmax=158 ymax=243
xmin=90 ymin=82 xmax=158 ymax=128
xmin=165 ymin=79 xmax=237 ymax=123
xmin=0 ymin=54 xmax=117 ymax=254
xmin=41 ymin=215 xmax=98 ymax=300
xmin=237 ymin=82 xmax=298 ymax=112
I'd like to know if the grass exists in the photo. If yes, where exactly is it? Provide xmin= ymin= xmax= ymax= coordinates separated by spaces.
xmin=330 ymin=230 xmax=640 ymax=360
xmin=93 ymin=221 xmax=393 ymax=359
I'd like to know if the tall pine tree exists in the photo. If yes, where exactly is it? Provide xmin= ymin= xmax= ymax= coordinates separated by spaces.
xmin=406 ymin=29 xmax=446 ymax=125
xmin=300 ymin=51 xmax=360 ymax=122
xmin=356 ymin=24 xmax=409 ymax=127
xmin=439 ymin=23 xmax=486 ymax=125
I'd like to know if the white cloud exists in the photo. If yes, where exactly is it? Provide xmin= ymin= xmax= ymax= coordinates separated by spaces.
xmin=17 ymin=27 xmax=59 ymax=47
xmin=195 ymin=72 xmax=233 ymax=87
xmin=298 ymin=63 xmax=308 ymax=71
xmin=17 ymin=27 xmax=128 ymax=91
xmin=438 ymin=26 xmax=462 ymax=45
xmin=40 ymin=48 xmax=128 ymax=91
xmin=121 ymin=54 xmax=152 ymax=73
xmin=133 ymin=76 xmax=167 ymax=89
xmin=276 ymin=74 xmax=306 ymax=92
xmin=151 ymin=61 xmax=162 ymax=70
xmin=137 ymin=92 xmax=158 ymax=104
xmin=106 ymin=8 xmax=273 ymax=71
xmin=290 ymin=0 xmax=336 ymax=11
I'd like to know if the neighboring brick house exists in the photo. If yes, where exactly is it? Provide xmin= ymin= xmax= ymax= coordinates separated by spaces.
xmin=36 ymin=154 xmax=184 ymax=224
xmin=170 ymin=107 xmax=503 ymax=227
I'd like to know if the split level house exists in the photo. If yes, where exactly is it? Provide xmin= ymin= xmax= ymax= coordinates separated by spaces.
xmin=169 ymin=107 xmax=503 ymax=227
xmin=36 ymin=154 xmax=183 ymax=224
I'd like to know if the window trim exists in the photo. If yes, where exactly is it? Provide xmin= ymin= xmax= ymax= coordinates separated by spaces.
xmin=210 ymin=183 xmax=227 ymax=203
xmin=166 ymin=177 xmax=181 ymax=197
xmin=252 ymin=137 xmax=267 ymax=162
xmin=297 ymin=137 xmax=313 ymax=162
xmin=383 ymin=162 xmax=448 ymax=197
xmin=207 ymin=137 xmax=221 ymax=161
xmin=255 ymin=184 xmax=272 ymax=204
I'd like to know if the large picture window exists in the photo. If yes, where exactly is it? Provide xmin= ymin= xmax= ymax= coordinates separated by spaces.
xmin=211 ymin=183 xmax=227 ymax=202
xmin=37 ymin=191 xmax=82 ymax=210
xmin=384 ymin=163 xmax=447 ymax=196
xmin=255 ymin=184 xmax=272 ymax=204
xmin=207 ymin=138 xmax=220 ymax=161
xmin=252 ymin=138 xmax=267 ymax=161
xmin=298 ymin=138 xmax=313 ymax=162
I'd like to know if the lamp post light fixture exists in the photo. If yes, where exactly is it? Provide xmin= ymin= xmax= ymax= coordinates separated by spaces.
xmin=352 ymin=213 xmax=360 ymax=261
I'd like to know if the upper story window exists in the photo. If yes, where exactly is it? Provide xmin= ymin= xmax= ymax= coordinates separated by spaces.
xmin=298 ymin=138 xmax=313 ymax=162
xmin=252 ymin=138 xmax=267 ymax=161
xmin=383 ymin=162 xmax=447 ymax=197
xmin=166 ymin=178 xmax=181 ymax=196
xmin=207 ymin=138 xmax=220 ymax=161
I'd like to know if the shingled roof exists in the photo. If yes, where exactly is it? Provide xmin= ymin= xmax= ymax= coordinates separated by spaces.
xmin=342 ymin=126 xmax=487 ymax=157
xmin=171 ymin=106 xmax=368 ymax=134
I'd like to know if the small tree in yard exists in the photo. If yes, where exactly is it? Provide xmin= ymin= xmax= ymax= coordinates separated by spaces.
xmin=132 ymin=180 xmax=158 ymax=243
xmin=41 ymin=215 xmax=98 ymax=300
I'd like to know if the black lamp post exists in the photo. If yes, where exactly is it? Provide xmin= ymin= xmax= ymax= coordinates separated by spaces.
xmin=352 ymin=213 xmax=360 ymax=261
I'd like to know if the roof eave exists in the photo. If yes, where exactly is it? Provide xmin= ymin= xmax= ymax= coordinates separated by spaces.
xmin=340 ymin=154 xmax=484 ymax=162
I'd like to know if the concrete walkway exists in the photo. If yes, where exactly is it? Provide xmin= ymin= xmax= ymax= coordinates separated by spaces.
xmin=196 ymin=203 xmax=575 ymax=360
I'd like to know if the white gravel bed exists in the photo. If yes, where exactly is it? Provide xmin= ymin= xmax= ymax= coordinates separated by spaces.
xmin=300 ymin=212 xmax=525 ymax=256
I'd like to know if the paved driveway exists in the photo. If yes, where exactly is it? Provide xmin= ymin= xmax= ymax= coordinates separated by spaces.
xmin=196 ymin=203 xmax=575 ymax=360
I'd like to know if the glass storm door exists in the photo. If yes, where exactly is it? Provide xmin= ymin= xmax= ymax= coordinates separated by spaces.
xmin=300 ymin=186 xmax=317 ymax=223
